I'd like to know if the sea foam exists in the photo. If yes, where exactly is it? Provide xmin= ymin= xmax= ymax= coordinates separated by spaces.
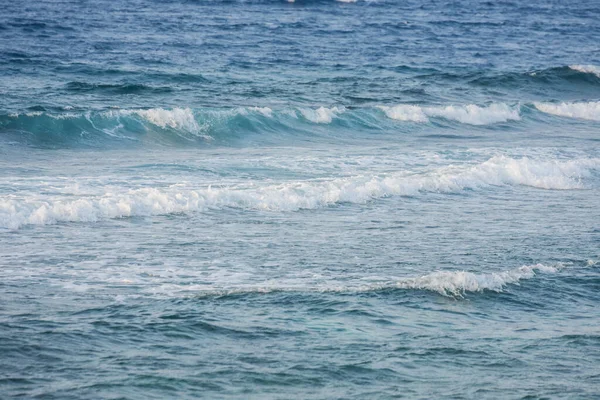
xmin=534 ymin=101 xmax=600 ymax=121
xmin=379 ymin=103 xmax=520 ymax=125
xmin=1 ymin=156 xmax=597 ymax=229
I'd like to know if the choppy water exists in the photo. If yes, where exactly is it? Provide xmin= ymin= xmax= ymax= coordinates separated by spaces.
xmin=1 ymin=0 xmax=600 ymax=398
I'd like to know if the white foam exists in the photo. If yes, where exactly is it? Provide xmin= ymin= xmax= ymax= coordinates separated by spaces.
xmin=299 ymin=106 xmax=345 ymax=123
xmin=248 ymin=107 xmax=273 ymax=117
xmin=1 ymin=156 xmax=597 ymax=229
xmin=379 ymin=103 xmax=520 ymax=125
xmin=569 ymin=64 xmax=600 ymax=78
xmin=392 ymin=263 xmax=561 ymax=296
xmin=377 ymin=105 xmax=428 ymax=122
xmin=534 ymin=101 xmax=600 ymax=121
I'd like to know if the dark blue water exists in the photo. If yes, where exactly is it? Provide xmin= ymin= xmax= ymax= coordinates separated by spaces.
xmin=1 ymin=0 xmax=600 ymax=398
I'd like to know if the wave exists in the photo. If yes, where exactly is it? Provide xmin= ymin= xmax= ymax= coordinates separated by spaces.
xmin=115 ymin=107 xmax=210 ymax=138
xmin=2 ymin=156 xmax=597 ymax=229
xmin=3 ymin=96 xmax=600 ymax=148
xmin=534 ymin=101 xmax=600 ymax=121
xmin=378 ymin=103 xmax=520 ymax=125
xmin=0 ymin=103 xmax=520 ymax=148
xmin=390 ymin=263 xmax=562 ymax=296
xmin=151 ymin=263 xmax=564 ymax=299
xmin=0 ymin=107 xmax=279 ymax=146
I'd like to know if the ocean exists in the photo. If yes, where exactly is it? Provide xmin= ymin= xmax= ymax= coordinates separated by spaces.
xmin=1 ymin=0 xmax=599 ymax=398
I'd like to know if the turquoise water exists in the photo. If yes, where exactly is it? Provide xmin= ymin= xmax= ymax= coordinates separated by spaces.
xmin=1 ymin=0 xmax=600 ymax=398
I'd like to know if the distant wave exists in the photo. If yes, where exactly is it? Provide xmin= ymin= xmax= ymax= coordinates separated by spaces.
xmin=2 ymin=156 xmax=597 ymax=229
xmin=64 ymin=81 xmax=173 ymax=94
xmin=534 ymin=101 xmax=600 ymax=121
xmin=464 ymin=65 xmax=600 ymax=93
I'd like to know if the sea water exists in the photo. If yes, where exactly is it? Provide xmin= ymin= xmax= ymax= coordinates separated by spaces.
xmin=1 ymin=0 xmax=599 ymax=398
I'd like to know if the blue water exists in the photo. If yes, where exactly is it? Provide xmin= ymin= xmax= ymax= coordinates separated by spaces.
xmin=1 ymin=0 xmax=600 ymax=398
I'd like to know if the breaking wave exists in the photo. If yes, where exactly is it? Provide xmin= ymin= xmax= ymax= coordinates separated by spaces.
xmin=2 ymin=95 xmax=600 ymax=148
xmin=390 ymin=263 xmax=561 ymax=296
xmin=0 ymin=103 xmax=526 ymax=148
xmin=378 ymin=103 xmax=520 ymax=125
xmin=298 ymin=106 xmax=345 ymax=123
xmin=534 ymin=101 xmax=600 ymax=121
xmin=1 ymin=156 xmax=597 ymax=229
xmin=569 ymin=65 xmax=600 ymax=78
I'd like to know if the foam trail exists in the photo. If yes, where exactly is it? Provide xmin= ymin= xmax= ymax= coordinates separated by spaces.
xmin=534 ymin=101 xmax=600 ymax=121
xmin=379 ymin=103 xmax=520 ymax=125
xmin=2 ymin=156 xmax=598 ymax=229
xmin=569 ymin=64 xmax=600 ymax=78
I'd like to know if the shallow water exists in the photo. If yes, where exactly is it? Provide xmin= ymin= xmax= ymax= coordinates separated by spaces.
xmin=1 ymin=0 xmax=600 ymax=398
